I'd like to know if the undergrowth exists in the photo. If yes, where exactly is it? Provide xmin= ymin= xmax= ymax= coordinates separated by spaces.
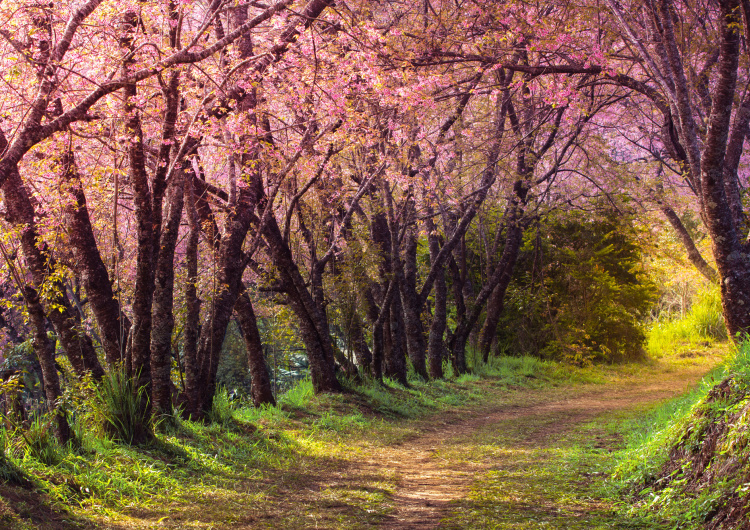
xmin=648 ymin=287 xmax=727 ymax=356
xmin=606 ymin=340 xmax=750 ymax=529
xmin=0 ymin=345 xmax=719 ymax=528
xmin=0 ymin=351 xmax=597 ymax=528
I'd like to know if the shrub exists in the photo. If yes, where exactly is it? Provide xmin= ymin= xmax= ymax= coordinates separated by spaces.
xmin=93 ymin=368 xmax=152 ymax=445
xmin=496 ymin=212 xmax=657 ymax=363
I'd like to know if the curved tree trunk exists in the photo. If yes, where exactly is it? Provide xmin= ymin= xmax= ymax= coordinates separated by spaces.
xmin=477 ymin=284 xmax=507 ymax=363
xmin=262 ymin=218 xmax=342 ymax=393
xmin=59 ymin=154 xmax=130 ymax=368
xmin=194 ymin=189 xmax=257 ymax=416
xmin=660 ymin=205 xmax=719 ymax=284
xmin=450 ymin=222 xmax=524 ymax=374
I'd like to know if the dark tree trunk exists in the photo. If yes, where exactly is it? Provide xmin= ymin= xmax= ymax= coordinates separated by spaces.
xmin=1 ymin=159 xmax=104 ymax=379
xmin=478 ymin=283 xmax=506 ymax=363
xmin=399 ymin=225 xmax=428 ymax=379
xmin=427 ymin=225 xmax=446 ymax=379
xmin=183 ymin=174 xmax=202 ymax=418
xmin=349 ymin=313 xmax=373 ymax=373
xmin=385 ymin=282 xmax=409 ymax=385
xmin=149 ymin=66 xmax=182 ymax=416
xmin=150 ymin=168 xmax=186 ymax=416
xmin=450 ymin=221 xmax=524 ymax=373
xmin=695 ymin=1 xmax=750 ymax=338
xmin=24 ymin=286 xmax=71 ymax=443
xmin=262 ymin=218 xmax=342 ymax=392
xmin=59 ymin=154 xmax=130 ymax=367
xmin=121 ymin=14 xmax=154 ymax=430
xmin=194 ymin=189 xmax=257 ymax=416
xmin=234 ymin=290 xmax=276 ymax=407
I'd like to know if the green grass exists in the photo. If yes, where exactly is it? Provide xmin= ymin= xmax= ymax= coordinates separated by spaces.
xmin=0 ymin=353 xmax=590 ymax=528
xmin=600 ymin=340 xmax=750 ymax=528
xmin=648 ymin=287 xmax=727 ymax=356
xmin=0 ymin=342 xmax=728 ymax=529
xmin=439 ymin=338 xmax=726 ymax=530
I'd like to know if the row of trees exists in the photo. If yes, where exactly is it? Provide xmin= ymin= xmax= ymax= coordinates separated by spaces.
xmin=0 ymin=0 xmax=745 ymax=443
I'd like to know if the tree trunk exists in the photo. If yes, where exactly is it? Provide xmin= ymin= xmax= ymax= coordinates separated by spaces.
xmin=182 ymin=174 xmax=202 ymax=418
xmin=349 ymin=313 xmax=373 ymax=373
xmin=194 ymin=189 xmax=257 ymax=416
xmin=399 ymin=225 xmax=428 ymax=379
xmin=262 ymin=218 xmax=342 ymax=392
xmin=234 ymin=290 xmax=276 ymax=407
xmin=427 ymin=226 xmax=446 ymax=379
xmin=121 ymin=13 xmax=154 ymax=429
xmin=385 ymin=283 xmax=409 ymax=385
xmin=24 ymin=286 xmax=71 ymax=443
xmin=59 ymin=153 xmax=130 ymax=367
xmin=1 ymin=159 xmax=105 ymax=379
xmin=150 ymin=168 xmax=186 ymax=416
xmin=660 ymin=205 xmax=719 ymax=284
xmin=450 ymin=222 xmax=524 ymax=373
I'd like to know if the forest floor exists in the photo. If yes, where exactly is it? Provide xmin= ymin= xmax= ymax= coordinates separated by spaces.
xmin=1 ymin=345 xmax=726 ymax=529
xmin=306 ymin=347 xmax=723 ymax=529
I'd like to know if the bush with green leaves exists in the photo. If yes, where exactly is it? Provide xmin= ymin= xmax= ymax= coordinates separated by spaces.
xmin=495 ymin=212 xmax=657 ymax=363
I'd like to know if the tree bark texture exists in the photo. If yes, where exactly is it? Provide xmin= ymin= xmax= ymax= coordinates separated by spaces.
xmin=59 ymin=154 xmax=130 ymax=367
xmin=1 ymin=159 xmax=104 ymax=379
xmin=399 ymin=225 xmax=428 ymax=379
xmin=24 ymin=286 xmax=71 ymax=443
xmin=234 ymin=290 xmax=276 ymax=407
xmin=150 ymin=167 xmax=186 ymax=415
xmin=427 ymin=226 xmax=446 ymax=379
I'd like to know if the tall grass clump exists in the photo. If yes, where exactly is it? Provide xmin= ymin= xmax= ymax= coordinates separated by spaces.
xmin=24 ymin=415 xmax=62 ymax=466
xmin=278 ymin=378 xmax=314 ymax=409
xmin=0 ymin=428 xmax=28 ymax=486
xmin=207 ymin=387 xmax=236 ymax=425
xmin=93 ymin=368 xmax=151 ymax=445
xmin=648 ymin=287 xmax=727 ymax=355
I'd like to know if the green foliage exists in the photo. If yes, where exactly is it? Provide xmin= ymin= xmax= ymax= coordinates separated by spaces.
xmin=0 ymin=429 xmax=28 ymax=486
xmin=608 ymin=341 xmax=750 ymax=527
xmin=278 ymin=378 xmax=314 ymax=409
xmin=23 ymin=415 xmax=62 ymax=466
xmin=497 ymin=213 xmax=657 ymax=363
xmin=207 ymin=387 xmax=236 ymax=426
xmin=92 ymin=368 xmax=151 ymax=445
xmin=647 ymin=287 xmax=727 ymax=356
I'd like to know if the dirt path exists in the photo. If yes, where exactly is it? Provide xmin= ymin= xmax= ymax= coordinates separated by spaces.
xmin=362 ymin=361 xmax=714 ymax=529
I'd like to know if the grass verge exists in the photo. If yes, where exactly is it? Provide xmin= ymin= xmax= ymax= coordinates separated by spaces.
xmin=0 ymin=347 xmax=727 ymax=529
